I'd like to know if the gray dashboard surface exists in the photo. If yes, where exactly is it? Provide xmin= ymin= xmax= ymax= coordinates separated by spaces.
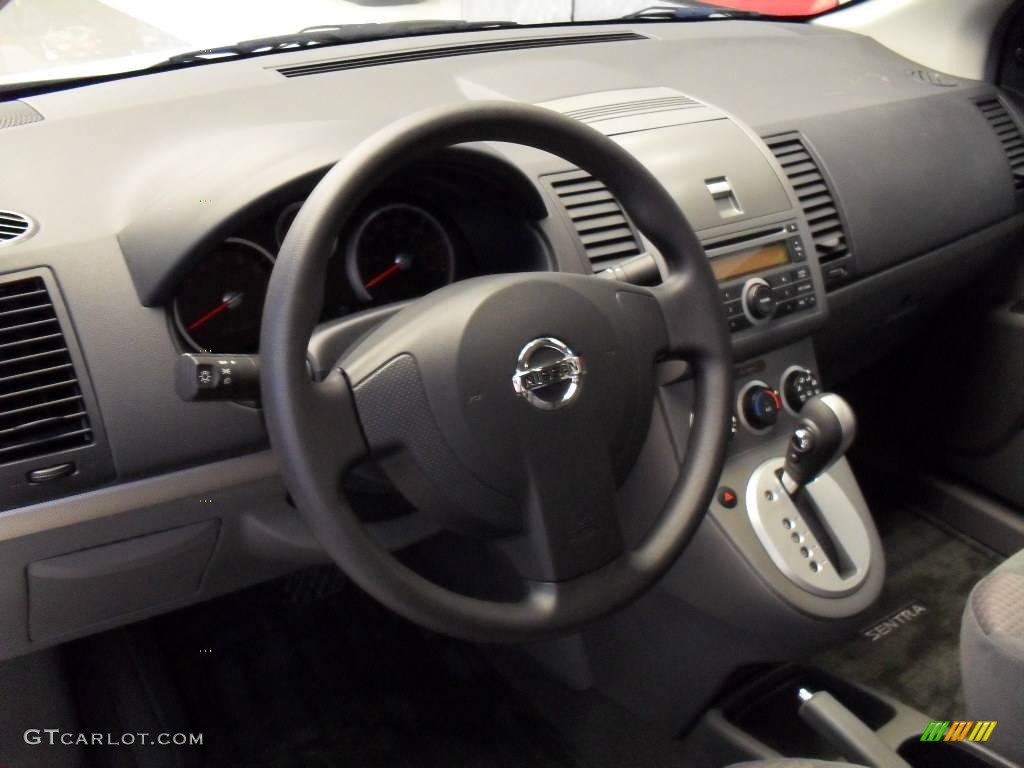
xmin=0 ymin=19 xmax=1015 ymax=482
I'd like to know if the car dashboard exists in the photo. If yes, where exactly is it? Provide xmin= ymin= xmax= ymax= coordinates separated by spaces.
xmin=0 ymin=18 xmax=1022 ymax=657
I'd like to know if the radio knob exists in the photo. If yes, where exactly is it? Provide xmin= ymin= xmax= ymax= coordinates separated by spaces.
xmin=743 ymin=278 xmax=776 ymax=321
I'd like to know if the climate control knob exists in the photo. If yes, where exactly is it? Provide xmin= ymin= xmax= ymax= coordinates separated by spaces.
xmin=740 ymin=383 xmax=782 ymax=432
xmin=781 ymin=366 xmax=822 ymax=413
xmin=742 ymin=278 xmax=776 ymax=321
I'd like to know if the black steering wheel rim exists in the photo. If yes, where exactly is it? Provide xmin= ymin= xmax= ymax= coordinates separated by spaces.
xmin=261 ymin=101 xmax=733 ymax=643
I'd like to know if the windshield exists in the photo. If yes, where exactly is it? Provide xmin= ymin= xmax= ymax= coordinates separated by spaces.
xmin=0 ymin=0 xmax=861 ymax=87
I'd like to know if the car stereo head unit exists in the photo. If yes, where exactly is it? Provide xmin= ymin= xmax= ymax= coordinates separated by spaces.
xmin=707 ymin=222 xmax=816 ymax=333
xmin=710 ymin=241 xmax=791 ymax=282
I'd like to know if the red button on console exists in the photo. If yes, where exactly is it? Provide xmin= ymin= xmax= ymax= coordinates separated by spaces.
xmin=718 ymin=487 xmax=738 ymax=509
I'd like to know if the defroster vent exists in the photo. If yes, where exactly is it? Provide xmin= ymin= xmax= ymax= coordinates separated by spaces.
xmin=275 ymin=31 xmax=646 ymax=78
xmin=765 ymin=133 xmax=852 ymax=290
xmin=0 ymin=276 xmax=93 ymax=465
xmin=547 ymin=169 xmax=642 ymax=271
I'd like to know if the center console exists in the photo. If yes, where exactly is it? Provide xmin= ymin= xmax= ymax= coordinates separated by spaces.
xmin=523 ymin=87 xmax=889 ymax=737
xmin=497 ymin=88 xmax=900 ymax=754
xmin=594 ymin=89 xmax=881 ymax=617
xmin=658 ymin=338 xmax=885 ymax=618
xmin=557 ymin=335 xmax=887 ymax=732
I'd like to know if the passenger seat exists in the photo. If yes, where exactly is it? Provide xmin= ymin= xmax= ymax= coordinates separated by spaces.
xmin=961 ymin=549 xmax=1024 ymax=765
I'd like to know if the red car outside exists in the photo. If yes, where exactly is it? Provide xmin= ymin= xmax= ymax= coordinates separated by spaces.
xmin=698 ymin=0 xmax=842 ymax=16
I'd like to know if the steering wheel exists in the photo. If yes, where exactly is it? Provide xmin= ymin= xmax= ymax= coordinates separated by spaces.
xmin=261 ymin=102 xmax=733 ymax=643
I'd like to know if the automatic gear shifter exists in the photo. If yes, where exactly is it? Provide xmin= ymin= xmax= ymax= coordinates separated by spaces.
xmin=746 ymin=392 xmax=871 ymax=596
xmin=781 ymin=393 xmax=857 ymax=496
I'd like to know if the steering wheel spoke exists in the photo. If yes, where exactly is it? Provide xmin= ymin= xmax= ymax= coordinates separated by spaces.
xmin=651 ymin=272 xmax=730 ymax=363
xmin=285 ymin=368 xmax=370 ymax=504
xmin=501 ymin=433 xmax=624 ymax=583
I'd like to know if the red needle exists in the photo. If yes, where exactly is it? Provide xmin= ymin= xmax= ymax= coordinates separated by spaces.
xmin=187 ymin=301 xmax=230 ymax=332
xmin=364 ymin=262 xmax=403 ymax=290
xmin=187 ymin=291 xmax=243 ymax=332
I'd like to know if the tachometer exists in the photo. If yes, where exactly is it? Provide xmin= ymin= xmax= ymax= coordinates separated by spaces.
xmin=345 ymin=204 xmax=455 ymax=304
xmin=173 ymin=238 xmax=274 ymax=353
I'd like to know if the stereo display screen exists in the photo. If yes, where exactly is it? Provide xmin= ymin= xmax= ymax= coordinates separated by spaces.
xmin=710 ymin=243 xmax=790 ymax=282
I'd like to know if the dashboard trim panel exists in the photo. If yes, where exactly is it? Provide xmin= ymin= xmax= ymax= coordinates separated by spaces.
xmin=0 ymin=451 xmax=277 ymax=543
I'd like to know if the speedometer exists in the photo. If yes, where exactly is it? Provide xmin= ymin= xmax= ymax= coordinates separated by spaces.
xmin=172 ymin=238 xmax=274 ymax=353
xmin=345 ymin=204 xmax=455 ymax=304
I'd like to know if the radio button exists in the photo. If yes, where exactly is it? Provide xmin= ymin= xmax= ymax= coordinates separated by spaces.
xmin=768 ymin=272 xmax=793 ymax=287
xmin=792 ymin=294 xmax=817 ymax=312
xmin=794 ymin=281 xmax=814 ymax=295
xmin=793 ymin=267 xmax=810 ymax=281
xmin=729 ymin=316 xmax=752 ymax=333
xmin=725 ymin=300 xmax=745 ymax=318
xmin=788 ymin=236 xmax=807 ymax=262
xmin=720 ymin=284 xmax=743 ymax=302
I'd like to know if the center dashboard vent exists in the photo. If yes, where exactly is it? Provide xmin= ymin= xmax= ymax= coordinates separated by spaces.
xmin=976 ymin=97 xmax=1024 ymax=194
xmin=545 ymin=169 xmax=642 ymax=271
xmin=561 ymin=95 xmax=701 ymax=124
xmin=0 ymin=276 xmax=93 ymax=465
xmin=764 ymin=133 xmax=852 ymax=291
xmin=274 ymin=31 xmax=647 ymax=78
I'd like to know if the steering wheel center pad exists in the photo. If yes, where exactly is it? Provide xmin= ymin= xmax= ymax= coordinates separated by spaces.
xmin=344 ymin=273 xmax=664 ymax=579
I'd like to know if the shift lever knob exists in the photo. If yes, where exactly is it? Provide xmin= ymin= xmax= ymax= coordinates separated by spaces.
xmin=782 ymin=393 xmax=856 ymax=495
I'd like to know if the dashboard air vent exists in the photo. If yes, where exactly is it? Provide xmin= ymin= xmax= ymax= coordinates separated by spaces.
xmin=0 ymin=210 xmax=35 ymax=246
xmin=764 ymin=133 xmax=852 ymax=290
xmin=0 ymin=101 xmax=44 ymax=130
xmin=976 ymin=97 xmax=1024 ymax=193
xmin=275 ymin=31 xmax=646 ymax=78
xmin=0 ymin=276 xmax=93 ymax=465
xmin=562 ymin=95 xmax=701 ymax=124
xmin=546 ymin=169 xmax=642 ymax=271
xmin=908 ymin=69 xmax=958 ymax=87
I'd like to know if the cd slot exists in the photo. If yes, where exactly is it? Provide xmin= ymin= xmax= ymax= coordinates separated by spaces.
xmin=704 ymin=224 xmax=793 ymax=257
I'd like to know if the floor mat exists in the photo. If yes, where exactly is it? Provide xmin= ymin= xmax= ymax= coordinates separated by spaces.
xmin=814 ymin=509 xmax=1003 ymax=720
xmin=73 ymin=569 xmax=579 ymax=768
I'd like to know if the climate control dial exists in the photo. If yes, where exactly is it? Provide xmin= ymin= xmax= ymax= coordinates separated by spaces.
xmin=781 ymin=366 xmax=822 ymax=414
xmin=739 ymin=381 xmax=782 ymax=432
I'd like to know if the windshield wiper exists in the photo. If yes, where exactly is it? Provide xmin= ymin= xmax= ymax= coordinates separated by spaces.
xmin=166 ymin=19 xmax=521 ymax=65
xmin=620 ymin=4 xmax=767 ymax=21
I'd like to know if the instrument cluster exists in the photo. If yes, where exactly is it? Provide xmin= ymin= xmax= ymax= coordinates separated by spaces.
xmin=173 ymin=196 xmax=471 ymax=354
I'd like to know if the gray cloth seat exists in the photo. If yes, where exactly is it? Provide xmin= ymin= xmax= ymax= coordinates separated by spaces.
xmin=961 ymin=547 xmax=1024 ymax=765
